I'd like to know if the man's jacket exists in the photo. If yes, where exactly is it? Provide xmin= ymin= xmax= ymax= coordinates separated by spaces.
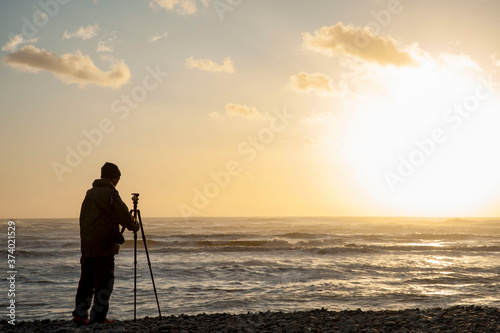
xmin=79 ymin=179 xmax=139 ymax=258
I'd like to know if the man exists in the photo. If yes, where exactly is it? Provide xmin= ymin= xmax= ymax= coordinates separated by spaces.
xmin=72 ymin=162 xmax=139 ymax=325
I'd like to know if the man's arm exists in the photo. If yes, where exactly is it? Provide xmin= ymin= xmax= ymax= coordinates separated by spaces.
xmin=111 ymin=192 xmax=140 ymax=232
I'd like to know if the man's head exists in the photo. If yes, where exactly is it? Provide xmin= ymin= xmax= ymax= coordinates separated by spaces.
xmin=101 ymin=162 xmax=121 ymax=186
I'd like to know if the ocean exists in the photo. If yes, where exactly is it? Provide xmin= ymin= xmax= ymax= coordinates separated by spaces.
xmin=5 ymin=217 xmax=500 ymax=321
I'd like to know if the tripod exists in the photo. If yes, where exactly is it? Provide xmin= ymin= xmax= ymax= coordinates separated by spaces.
xmin=122 ymin=193 xmax=162 ymax=322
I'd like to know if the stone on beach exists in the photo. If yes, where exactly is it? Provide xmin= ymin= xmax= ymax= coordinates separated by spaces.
xmin=3 ymin=305 xmax=500 ymax=333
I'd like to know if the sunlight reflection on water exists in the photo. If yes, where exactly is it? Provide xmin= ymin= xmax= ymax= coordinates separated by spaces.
xmin=12 ymin=217 xmax=500 ymax=320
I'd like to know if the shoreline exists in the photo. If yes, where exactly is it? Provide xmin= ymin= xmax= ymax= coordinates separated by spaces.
xmin=3 ymin=305 xmax=500 ymax=332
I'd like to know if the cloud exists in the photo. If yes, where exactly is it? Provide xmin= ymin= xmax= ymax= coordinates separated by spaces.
xmin=97 ymin=40 xmax=114 ymax=53
xmin=303 ymin=135 xmax=344 ymax=148
xmin=96 ymin=31 xmax=118 ymax=53
xmin=491 ymin=53 xmax=500 ymax=67
xmin=438 ymin=53 xmax=481 ymax=71
xmin=62 ymin=24 xmax=99 ymax=40
xmin=185 ymin=57 xmax=235 ymax=73
xmin=35 ymin=9 xmax=48 ymax=24
xmin=302 ymin=22 xmax=416 ymax=67
xmin=1 ymin=34 xmax=39 ymax=52
xmin=3 ymin=45 xmax=130 ymax=89
xmin=211 ymin=104 xmax=263 ymax=120
xmin=303 ymin=136 xmax=321 ymax=147
xmin=209 ymin=111 xmax=223 ymax=120
xmin=301 ymin=111 xmax=335 ymax=124
xmin=289 ymin=72 xmax=348 ymax=97
xmin=289 ymin=72 xmax=332 ymax=94
xmin=225 ymin=103 xmax=262 ymax=118
xmin=149 ymin=0 xmax=210 ymax=15
xmin=149 ymin=31 xmax=168 ymax=43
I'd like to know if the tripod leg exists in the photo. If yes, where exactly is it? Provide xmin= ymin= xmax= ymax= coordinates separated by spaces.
xmin=137 ymin=210 xmax=162 ymax=319
xmin=134 ymin=230 xmax=137 ymax=322
xmin=130 ymin=209 xmax=138 ymax=322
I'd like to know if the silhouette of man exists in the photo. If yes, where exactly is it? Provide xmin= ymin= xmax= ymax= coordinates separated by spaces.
xmin=72 ymin=162 xmax=139 ymax=325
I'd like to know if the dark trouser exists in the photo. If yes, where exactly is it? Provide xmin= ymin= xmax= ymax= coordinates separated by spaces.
xmin=72 ymin=255 xmax=115 ymax=323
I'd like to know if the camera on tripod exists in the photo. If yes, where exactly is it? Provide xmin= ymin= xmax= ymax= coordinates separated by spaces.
xmin=126 ymin=192 xmax=162 ymax=321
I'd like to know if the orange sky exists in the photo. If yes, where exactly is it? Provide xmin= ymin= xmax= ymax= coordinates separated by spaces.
xmin=2 ymin=0 xmax=500 ymax=218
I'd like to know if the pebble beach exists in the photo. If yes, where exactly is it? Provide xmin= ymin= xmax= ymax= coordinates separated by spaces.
xmin=4 ymin=305 xmax=500 ymax=333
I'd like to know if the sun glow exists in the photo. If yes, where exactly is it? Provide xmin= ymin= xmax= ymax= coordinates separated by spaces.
xmin=341 ymin=54 xmax=500 ymax=216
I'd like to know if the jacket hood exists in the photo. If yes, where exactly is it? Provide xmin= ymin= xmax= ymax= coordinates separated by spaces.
xmin=92 ymin=178 xmax=116 ymax=189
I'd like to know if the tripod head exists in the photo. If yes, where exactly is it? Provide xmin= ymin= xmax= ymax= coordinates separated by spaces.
xmin=131 ymin=193 xmax=140 ymax=204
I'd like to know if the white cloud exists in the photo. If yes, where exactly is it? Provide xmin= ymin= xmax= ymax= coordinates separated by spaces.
xmin=96 ymin=31 xmax=118 ymax=53
xmin=303 ymin=136 xmax=321 ymax=147
xmin=1 ymin=34 xmax=39 ymax=52
xmin=149 ymin=31 xmax=168 ymax=43
xmin=3 ymin=45 xmax=130 ymax=89
xmin=438 ymin=53 xmax=481 ymax=71
xmin=149 ymin=0 xmax=211 ymax=15
xmin=303 ymin=135 xmax=343 ymax=147
xmin=185 ymin=57 xmax=235 ymax=73
xmin=289 ymin=72 xmax=348 ymax=97
xmin=209 ymin=111 xmax=223 ymax=120
xmin=301 ymin=111 xmax=335 ymax=124
xmin=225 ymin=103 xmax=262 ymax=118
xmin=34 ymin=9 xmax=48 ymax=24
xmin=303 ymin=22 xmax=416 ymax=67
xmin=62 ymin=24 xmax=99 ymax=40
xmin=491 ymin=53 xmax=500 ymax=67
xmin=97 ymin=40 xmax=114 ymax=53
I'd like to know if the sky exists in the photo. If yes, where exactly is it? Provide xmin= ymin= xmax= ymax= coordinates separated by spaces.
xmin=2 ymin=0 xmax=500 ymax=218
